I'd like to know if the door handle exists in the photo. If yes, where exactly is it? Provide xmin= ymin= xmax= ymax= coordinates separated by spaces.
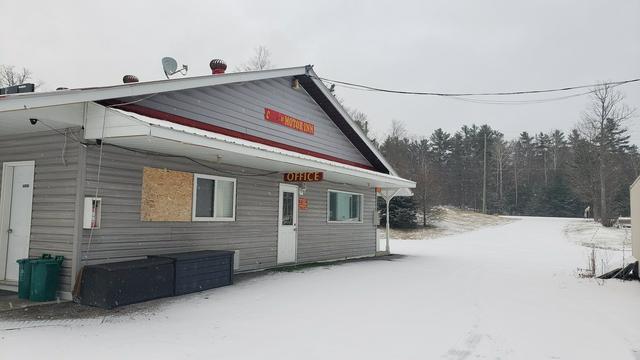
xmin=7 ymin=228 xmax=12 ymax=234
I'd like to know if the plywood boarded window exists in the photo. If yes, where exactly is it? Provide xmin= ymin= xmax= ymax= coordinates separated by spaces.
xmin=141 ymin=167 xmax=193 ymax=221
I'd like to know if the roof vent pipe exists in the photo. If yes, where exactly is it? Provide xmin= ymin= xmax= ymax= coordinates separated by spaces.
xmin=122 ymin=75 xmax=139 ymax=83
xmin=209 ymin=59 xmax=227 ymax=75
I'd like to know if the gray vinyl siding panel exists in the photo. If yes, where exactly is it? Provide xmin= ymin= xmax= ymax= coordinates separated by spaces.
xmin=297 ymin=183 xmax=377 ymax=263
xmin=114 ymin=77 xmax=372 ymax=167
xmin=0 ymin=129 xmax=81 ymax=292
xmin=81 ymin=145 xmax=376 ymax=271
xmin=82 ymin=145 xmax=280 ymax=270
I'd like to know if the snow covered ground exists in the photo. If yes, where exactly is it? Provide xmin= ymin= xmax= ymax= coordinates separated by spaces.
xmin=379 ymin=206 xmax=513 ymax=240
xmin=1 ymin=216 xmax=640 ymax=359
xmin=562 ymin=218 xmax=634 ymax=276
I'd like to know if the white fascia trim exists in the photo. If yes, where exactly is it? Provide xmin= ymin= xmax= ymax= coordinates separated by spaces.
xmin=0 ymin=66 xmax=309 ymax=112
xmin=146 ymin=125 xmax=416 ymax=188
xmin=306 ymin=68 xmax=400 ymax=177
xmin=100 ymin=106 xmax=415 ymax=188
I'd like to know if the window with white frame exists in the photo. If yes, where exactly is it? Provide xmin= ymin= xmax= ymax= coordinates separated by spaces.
xmin=327 ymin=190 xmax=363 ymax=223
xmin=192 ymin=174 xmax=236 ymax=221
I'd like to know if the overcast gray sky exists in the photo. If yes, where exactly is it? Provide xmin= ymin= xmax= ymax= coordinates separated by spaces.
xmin=1 ymin=1 xmax=639 ymax=143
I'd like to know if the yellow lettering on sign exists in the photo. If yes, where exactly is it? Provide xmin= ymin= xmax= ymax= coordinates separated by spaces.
xmin=264 ymin=107 xmax=315 ymax=135
xmin=283 ymin=172 xmax=324 ymax=182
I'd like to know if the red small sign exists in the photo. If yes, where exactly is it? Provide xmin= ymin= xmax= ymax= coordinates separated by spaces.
xmin=298 ymin=197 xmax=308 ymax=210
xmin=283 ymin=172 xmax=324 ymax=182
xmin=264 ymin=108 xmax=315 ymax=135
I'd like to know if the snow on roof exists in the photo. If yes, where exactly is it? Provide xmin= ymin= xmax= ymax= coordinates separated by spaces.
xmin=0 ymin=66 xmax=310 ymax=112
xmin=0 ymin=64 xmax=400 ymax=177
xmin=108 ymin=107 xmax=415 ymax=189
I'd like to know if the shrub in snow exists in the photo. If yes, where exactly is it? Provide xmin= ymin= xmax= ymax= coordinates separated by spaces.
xmin=378 ymin=196 xmax=418 ymax=229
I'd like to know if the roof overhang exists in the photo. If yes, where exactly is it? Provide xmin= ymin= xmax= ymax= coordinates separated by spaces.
xmin=0 ymin=65 xmax=410 ymax=185
xmin=85 ymin=104 xmax=415 ymax=189
xmin=298 ymin=69 xmax=399 ymax=176
xmin=0 ymin=66 xmax=309 ymax=112
xmin=0 ymin=103 xmax=85 ymax=135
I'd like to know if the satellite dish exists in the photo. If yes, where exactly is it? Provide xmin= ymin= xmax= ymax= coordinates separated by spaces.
xmin=162 ymin=57 xmax=188 ymax=79
xmin=162 ymin=57 xmax=178 ymax=77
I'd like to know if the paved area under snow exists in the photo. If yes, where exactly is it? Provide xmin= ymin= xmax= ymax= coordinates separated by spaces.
xmin=1 ymin=217 xmax=639 ymax=359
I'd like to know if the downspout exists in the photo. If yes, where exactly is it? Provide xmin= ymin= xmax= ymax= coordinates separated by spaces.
xmin=386 ymin=199 xmax=391 ymax=253
xmin=70 ymin=102 xmax=88 ymax=297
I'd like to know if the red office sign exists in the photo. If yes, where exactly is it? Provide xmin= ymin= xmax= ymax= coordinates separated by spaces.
xmin=264 ymin=108 xmax=315 ymax=135
xmin=283 ymin=172 xmax=324 ymax=182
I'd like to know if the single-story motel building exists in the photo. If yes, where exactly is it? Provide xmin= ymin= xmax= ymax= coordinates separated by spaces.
xmin=0 ymin=63 xmax=415 ymax=299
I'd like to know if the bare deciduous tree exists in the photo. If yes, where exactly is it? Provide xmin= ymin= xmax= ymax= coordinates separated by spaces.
xmin=348 ymin=109 xmax=370 ymax=137
xmin=390 ymin=119 xmax=408 ymax=139
xmin=0 ymin=65 xmax=32 ymax=87
xmin=237 ymin=45 xmax=274 ymax=71
xmin=579 ymin=83 xmax=634 ymax=225
xmin=494 ymin=137 xmax=507 ymax=203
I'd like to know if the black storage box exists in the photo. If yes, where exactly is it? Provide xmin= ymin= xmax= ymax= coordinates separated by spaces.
xmin=150 ymin=250 xmax=234 ymax=295
xmin=77 ymin=258 xmax=174 ymax=309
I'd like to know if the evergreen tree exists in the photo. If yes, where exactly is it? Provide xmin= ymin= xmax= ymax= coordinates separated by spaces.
xmin=371 ymin=85 xmax=635 ymax=222
xmin=378 ymin=196 xmax=418 ymax=229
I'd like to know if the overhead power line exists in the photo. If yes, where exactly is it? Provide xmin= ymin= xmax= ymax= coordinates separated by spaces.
xmin=315 ymin=76 xmax=640 ymax=97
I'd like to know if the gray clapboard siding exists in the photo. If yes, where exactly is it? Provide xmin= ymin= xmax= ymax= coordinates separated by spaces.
xmin=113 ymin=77 xmax=372 ymax=167
xmin=81 ymin=144 xmax=376 ymax=271
xmin=0 ymin=129 xmax=82 ymax=292
xmin=298 ymin=182 xmax=377 ymax=263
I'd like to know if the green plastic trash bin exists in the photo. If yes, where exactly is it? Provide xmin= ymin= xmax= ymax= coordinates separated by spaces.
xmin=29 ymin=255 xmax=64 ymax=302
xmin=16 ymin=258 xmax=33 ymax=299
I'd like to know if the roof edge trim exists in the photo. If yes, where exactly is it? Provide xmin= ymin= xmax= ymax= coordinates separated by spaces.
xmin=300 ymin=69 xmax=399 ymax=176
xmin=0 ymin=66 xmax=309 ymax=112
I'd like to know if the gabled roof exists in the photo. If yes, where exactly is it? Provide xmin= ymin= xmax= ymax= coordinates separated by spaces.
xmin=0 ymin=65 xmax=397 ymax=176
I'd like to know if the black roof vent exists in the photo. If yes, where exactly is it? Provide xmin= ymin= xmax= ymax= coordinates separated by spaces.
xmin=122 ymin=75 xmax=139 ymax=83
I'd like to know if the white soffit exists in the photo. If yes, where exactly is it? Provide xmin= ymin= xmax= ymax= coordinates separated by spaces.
xmin=93 ymin=106 xmax=415 ymax=189
xmin=0 ymin=103 xmax=85 ymax=136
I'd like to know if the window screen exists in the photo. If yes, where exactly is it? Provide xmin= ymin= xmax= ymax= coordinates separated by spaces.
xmin=195 ymin=178 xmax=214 ymax=218
xmin=215 ymin=179 xmax=235 ymax=218
xmin=193 ymin=174 xmax=236 ymax=221
xmin=328 ymin=191 xmax=362 ymax=222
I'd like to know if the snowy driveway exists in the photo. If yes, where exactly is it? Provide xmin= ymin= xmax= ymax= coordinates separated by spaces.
xmin=1 ymin=217 xmax=640 ymax=359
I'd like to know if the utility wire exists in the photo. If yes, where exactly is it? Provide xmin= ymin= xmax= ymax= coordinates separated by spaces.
xmin=445 ymin=89 xmax=597 ymax=105
xmin=33 ymin=118 xmax=279 ymax=177
xmin=316 ymin=76 xmax=640 ymax=97
xmin=103 ymin=143 xmax=280 ymax=177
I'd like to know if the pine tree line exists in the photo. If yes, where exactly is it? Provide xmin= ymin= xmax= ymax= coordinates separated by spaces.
xmin=355 ymin=84 xmax=638 ymax=227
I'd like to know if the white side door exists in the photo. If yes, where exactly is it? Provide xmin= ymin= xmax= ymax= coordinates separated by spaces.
xmin=277 ymin=184 xmax=298 ymax=264
xmin=0 ymin=161 xmax=35 ymax=282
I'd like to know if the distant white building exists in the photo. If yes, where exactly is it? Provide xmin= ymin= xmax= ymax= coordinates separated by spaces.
xmin=630 ymin=177 xmax=640 ymax=261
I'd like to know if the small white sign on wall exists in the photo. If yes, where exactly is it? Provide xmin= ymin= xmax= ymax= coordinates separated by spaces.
xmin=83 ymin=197 xmax=102 ymax=229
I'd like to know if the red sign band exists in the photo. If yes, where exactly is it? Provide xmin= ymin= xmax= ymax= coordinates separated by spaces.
xmin=264 ymin=108 xmax=315 ymax=135
xmin=283 ymin=172 xmax=324 ymax=182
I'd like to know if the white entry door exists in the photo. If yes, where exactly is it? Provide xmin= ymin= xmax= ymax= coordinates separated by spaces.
xmin=277 ymin=184 xmax=298 ymax=264
xmin=0 ymin=161 xmax=35 ymax=282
